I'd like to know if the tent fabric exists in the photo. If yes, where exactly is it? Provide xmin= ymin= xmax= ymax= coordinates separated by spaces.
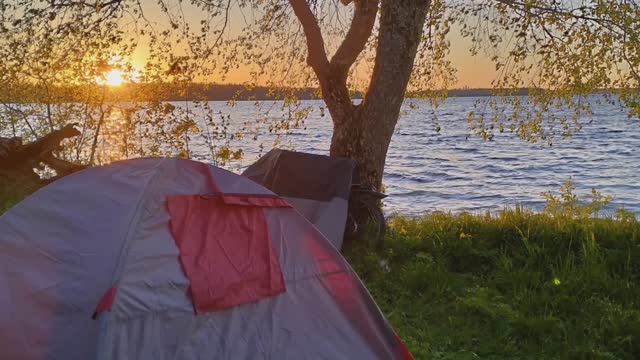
xmin=0 ymin=158 xmax=164 ymax=360
xmin=242 ymin=149 xmax=356 ymax=201
xmin=92 ymin=286 xmax=118 ymax=319
xmin=242 ymin=149 xmax=355 ymax=248
xmin=167 ymin=194 xmax=286 ymax=313
xmin=284 ymin=196 xmax=349 ymax=250
xmin=0 ymin=157 xmax=412 ymax=359
xmin=210 ymin=192 xmax=292 ymax=208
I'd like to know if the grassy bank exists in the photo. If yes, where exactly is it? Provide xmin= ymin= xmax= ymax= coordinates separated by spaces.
xmin=0 ymin=172 xmax=43 ymax=214
xmin=347 ymin=187 xmax=640 ymax=359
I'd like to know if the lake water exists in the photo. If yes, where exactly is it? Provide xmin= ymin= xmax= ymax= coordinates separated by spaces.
xmin=178 ymin=97 xmax=640 ymax=217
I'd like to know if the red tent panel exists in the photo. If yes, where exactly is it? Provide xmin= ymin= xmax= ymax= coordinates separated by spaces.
xmin=306 ymin=235 xmax=414 ymax=359
xmin=167 ymin=194 xmax=287 ymax=313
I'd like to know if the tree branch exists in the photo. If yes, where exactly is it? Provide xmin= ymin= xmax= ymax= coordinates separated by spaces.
xmin=288 ymin=0 xmax=330 ymax=80
xmin=330 ymin=0 xmax=379 ymax=79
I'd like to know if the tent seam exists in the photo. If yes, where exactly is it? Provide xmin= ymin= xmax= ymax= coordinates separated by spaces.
xmin=95 ymin=159 xmax=166 ymax=320
xmin=109 ymin=158 xmax=168 ymax=300
xmin=94 ymin=158 xmax=168 ymax=359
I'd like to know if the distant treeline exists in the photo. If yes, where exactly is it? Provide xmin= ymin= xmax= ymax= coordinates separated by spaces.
xmin=154 ymin=84 xmax=532 ymax=100
xmin=162 ymin=86 xmax=543 ymax=100
xmin=149 ymin=84 xmax=534 ymax=100
xmin=0 ymin=82 xmax=545 ymax=102
xmin=407 ymin=88 xmax=530 ymax=97
xmin=154 ymin=83 xmax=327 ymax=101
xmin=127 ymin=84 xmax=531 ymax=100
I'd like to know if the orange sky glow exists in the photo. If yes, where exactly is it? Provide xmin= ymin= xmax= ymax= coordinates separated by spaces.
xmin=126 ymin=3 xmax=498 ymax=89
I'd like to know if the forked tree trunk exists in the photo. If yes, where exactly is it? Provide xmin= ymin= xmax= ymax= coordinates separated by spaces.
xmin=329 ymin=0 xmax=431 ymax=191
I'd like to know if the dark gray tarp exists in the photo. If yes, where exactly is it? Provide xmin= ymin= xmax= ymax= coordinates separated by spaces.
xmin=242 ymin=149 xmax=356 ymax=248
xmin=242 ymin=149 xmax=355 ymax=201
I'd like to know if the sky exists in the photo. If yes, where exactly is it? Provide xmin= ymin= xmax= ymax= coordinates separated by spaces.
xmin=127 ymin=1 xmax=498 ymax=89
xmin=448 ymin=38 xmax=497 ymax=89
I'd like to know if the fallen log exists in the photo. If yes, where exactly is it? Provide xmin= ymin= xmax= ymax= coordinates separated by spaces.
xmin=0 ymin=123 xmax=84 ymax=176
xmin=1 ymin=124 xmax=85 ymax=208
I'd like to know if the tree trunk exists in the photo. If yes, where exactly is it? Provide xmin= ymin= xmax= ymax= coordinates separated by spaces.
xmin=329 ymin=0 xmax=431 ymax=191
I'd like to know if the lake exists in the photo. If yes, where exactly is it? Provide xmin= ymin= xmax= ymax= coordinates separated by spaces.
xmin=176 ymin=97 xmax=640 ymax=217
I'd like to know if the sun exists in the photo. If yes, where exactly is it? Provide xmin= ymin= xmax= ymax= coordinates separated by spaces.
xmin=103 ymin=70 xmax=124 ymax=86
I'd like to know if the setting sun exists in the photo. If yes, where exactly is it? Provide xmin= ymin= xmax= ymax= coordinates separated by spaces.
xmin=103 ymin=70 xmax=124 ymax=86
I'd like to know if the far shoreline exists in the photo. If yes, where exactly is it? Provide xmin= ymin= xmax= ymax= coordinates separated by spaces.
xmin=4 ymin=83 xmax=623 ymax=103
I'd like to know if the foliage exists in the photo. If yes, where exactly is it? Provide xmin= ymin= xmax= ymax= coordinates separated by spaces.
xmin=1 ymin=1 xmax=638 ymax=171
xmin=347 ymin=183 xmax=640 ymax=359
xmin=453 ymin=0 xmax=640 ymax=144
xmin=0 ymin=0 xmax=312 ymax=167
xmin=542 ymin=178 xmax=614 ymax=220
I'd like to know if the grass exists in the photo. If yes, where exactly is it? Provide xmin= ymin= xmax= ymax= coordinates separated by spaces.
xmin=347 ymin=183 xmax=640 ymax=359
xmin=0 ymin=172 xmax=42 ymax=214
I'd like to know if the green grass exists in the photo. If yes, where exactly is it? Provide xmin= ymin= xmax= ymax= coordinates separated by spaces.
xmin=347 ymin=196 xmax=640 ymax=359
xmin=0 ymin=173 xmax=42 ymax=214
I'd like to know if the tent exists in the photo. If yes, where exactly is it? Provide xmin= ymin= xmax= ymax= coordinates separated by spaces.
xmin=0 ymin=158 xmax=412 ymax=359
xmin=242 ymin=149 xmax=355 ymax=249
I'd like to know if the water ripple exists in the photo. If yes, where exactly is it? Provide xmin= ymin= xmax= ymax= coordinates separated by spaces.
xmin=190 ymin=98 xmax=640 ymax=216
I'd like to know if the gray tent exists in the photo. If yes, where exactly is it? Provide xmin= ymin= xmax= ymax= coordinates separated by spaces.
xmin=0 ymin=157 xmax=413 ymax=359
xmin=242 ymin=149 xmax=355 ymax=249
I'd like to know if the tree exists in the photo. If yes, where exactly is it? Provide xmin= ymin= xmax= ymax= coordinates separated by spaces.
xmin=1 ymin=0 xmax=638 ymax=193
xmin=281 ymin=0 xmax=639 ymax=189
xmin=293 ymin=0 xmax=432 ymax=190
